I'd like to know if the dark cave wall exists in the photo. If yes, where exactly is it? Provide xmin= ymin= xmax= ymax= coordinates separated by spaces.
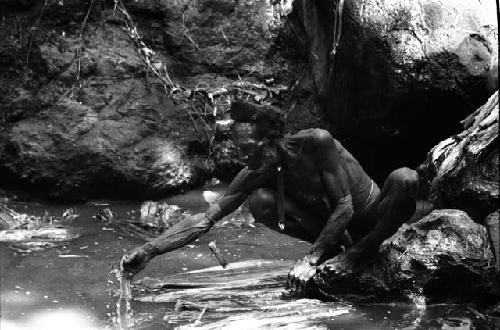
xmin=290 ymin=0 xmax=498 ymax=184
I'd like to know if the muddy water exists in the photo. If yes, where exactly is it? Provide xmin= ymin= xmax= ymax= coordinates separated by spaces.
xmin=0 ymin=186 xmax=483 ymax=329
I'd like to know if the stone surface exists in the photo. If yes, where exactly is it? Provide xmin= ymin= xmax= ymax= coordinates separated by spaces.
xmin=0 ymin=0 xmax=497 ymax=200
xmin=313 ymin=209 xmax=498 ymax=303
xmin=291 ymin=0 xmax=498 ymax=182
xmin=418 ymin=92 xmax=498 ymax=222
xmin=0 ymin=0 xmax=294 ymax=199
xmin=122 ymin=0 xmax=289 ymax=79
xmin=0 ymin=15 xmax=210 ymax=199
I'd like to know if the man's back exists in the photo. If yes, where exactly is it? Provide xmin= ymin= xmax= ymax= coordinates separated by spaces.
xmin=283 ymin=128 xmax=375 ymax=215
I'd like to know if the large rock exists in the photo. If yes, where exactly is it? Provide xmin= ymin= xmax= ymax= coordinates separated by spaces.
xmin=313 ymin=209 xmax=498 ymax=303
xmin=0 ymin=19 xmax=210 ymax=199
xmin=418 ymin=92 xmax=498 ymax=222
xmin=0 ymin=0 xmax=497 ymax=200
xmin=0 ymin=0 xmax=296 ymax=199
xmin=122 ymin=0 xmax=289 ymax=79
xmin=291 ymin=0 xmax=498 ymax=182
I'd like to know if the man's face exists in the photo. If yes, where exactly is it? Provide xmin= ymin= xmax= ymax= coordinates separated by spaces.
xmin=232 ymin=123 xmax=273 ymax=170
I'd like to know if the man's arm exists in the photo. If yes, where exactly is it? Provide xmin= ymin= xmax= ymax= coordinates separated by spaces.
xmin=122 ymin=166 xmax=272 ymax=276
xmin=306 ymin=130 xmax=354 ymax=266
xmin=147 ymin=166 xmax=269 ymax=256
xmin=286 ymin=130 xmax=353 ymax=295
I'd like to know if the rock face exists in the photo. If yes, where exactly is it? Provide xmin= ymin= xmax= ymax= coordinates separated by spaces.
xmin=122 ymin=0 xmax=291 ymax=80
xmin=418 ymin=92 xmax=498 ymax=222
xmin=0 ymin=0 xmax=497 ymax=199
xmin=292 ymin=0 xmax=498 ymax=182
xmin=313 ymin=209 xmax=498 ymax=303
xmin=0 ymin=0 xmax=295 ymax=199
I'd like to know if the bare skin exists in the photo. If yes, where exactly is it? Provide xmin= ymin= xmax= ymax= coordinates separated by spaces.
xmin=122 ymin=124 xmax=418 ymax=296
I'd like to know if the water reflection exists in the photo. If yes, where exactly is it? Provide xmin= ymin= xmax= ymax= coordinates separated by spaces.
xmin=1 ymin=309 xmax=104 ymax=330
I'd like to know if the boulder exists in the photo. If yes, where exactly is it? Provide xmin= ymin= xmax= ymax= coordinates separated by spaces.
xmin=122 ymin=0 xmax=289 ymax=79
xmin=313 ymin=209 xmax=498 ymax=303
xmin=291 ymin=0 xmax=498 ymax=182
xmin=0 ymin=21 xmax=211 ymax=200
xmin=418 ymin=92 xmax=498 ymax=222
xmin=0 ymin=1 xmax=296 ymax=199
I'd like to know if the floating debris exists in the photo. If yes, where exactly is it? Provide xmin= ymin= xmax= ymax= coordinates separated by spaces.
xmin=58 ymin=254 xmax=89 ymax=258
xmin=62 ymin=208 xmax=79 ymax=221
xmin=95 ymin=208 xmax=117 ymax=223
xmin=0 ymin=226 xmax=79 ymax=242
xmin=139 ymin=201 xmax=185 ymax=229
xmin=8 ymin=241 xmax=62 ymax=253
xmin=136 ymin=259 xmax=351 ymax=328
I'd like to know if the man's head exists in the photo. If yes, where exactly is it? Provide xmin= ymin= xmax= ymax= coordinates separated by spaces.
xmin=230 ymin=101 xmax=285 ymax=170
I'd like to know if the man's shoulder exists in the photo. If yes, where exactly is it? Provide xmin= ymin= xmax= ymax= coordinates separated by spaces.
xmin=291 ymin=128 xmax=335 ymax=144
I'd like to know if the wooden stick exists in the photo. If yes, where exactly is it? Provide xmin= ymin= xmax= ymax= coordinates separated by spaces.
xmin=208 ymin=241 xmax=228 ymax=268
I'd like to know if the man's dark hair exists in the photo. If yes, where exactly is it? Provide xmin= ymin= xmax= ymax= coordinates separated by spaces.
xmin=230 ymin=100 xmax=285 ymax=140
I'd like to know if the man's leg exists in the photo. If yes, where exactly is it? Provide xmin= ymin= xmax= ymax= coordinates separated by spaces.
xmin=336 ymin=167 xmax=419 ymax=272
xmin=247 ymin=188 xmax=326 ymax=242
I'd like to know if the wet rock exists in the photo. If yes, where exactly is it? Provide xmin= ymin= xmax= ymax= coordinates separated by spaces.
xmin=418 ymin=92 xmax=498 ymax=222
xmin=313 ymin=209 xmax=498 ymax=303
xmin=292 ymin=0 xmax=498 ymax=182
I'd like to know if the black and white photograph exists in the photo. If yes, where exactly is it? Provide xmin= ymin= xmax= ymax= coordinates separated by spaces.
xmin=0 ymin=0 xmax=498 ymax=329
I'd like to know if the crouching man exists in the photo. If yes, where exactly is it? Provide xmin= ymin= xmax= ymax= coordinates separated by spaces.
xmin=121 ymin=101 xmax=419 ymax=295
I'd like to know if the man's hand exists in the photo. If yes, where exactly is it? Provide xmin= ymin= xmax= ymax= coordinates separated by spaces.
xmin=286 ymin=256 xmax=317 ymax=296
xmin=120 ymin=243 xmax=155 ymax=279
xmin=328 ymin=252 xmax=360 ymax=277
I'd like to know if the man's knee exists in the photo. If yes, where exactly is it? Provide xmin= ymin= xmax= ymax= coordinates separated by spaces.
xmin=248 ymin=188 xmax=277 ymax=221
xmin=385 ymin=167 xmax=419 ymax=199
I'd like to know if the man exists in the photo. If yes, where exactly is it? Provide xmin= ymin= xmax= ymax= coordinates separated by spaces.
xmin=122 ymin=100 xmax=419 ymax=295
